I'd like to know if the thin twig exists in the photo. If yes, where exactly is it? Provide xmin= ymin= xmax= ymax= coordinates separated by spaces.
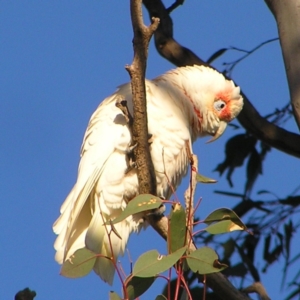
xmin=167 ymin=0 xmax=185 ymax=13
xmin=184 ymin=144 xmax=198 ymax=248
xmin=143 ymin=0 xmax=300 ymax=159
xmin=224 ymin=38 xmax=279 ymax=75
xmin=242 ymin=282 xmax=271 ymax=300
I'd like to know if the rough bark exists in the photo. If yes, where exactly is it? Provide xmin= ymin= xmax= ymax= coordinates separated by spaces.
xmin=264 ymin=0 xmax=300 ymax=130
xmin=143 ymin=0 xmax=300 ymax=158
xmin=126 ymin=0 xmax=158 ymax=196
xmin=126 ymin=0 xmax=174 ymax=257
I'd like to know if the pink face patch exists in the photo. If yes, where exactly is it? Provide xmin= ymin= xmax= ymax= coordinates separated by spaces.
xmin=215 ymin=85 xmax=235 ymax=121
xmin=215 ymin=89 xmax=231 ymax=103
xmin=219 ymin=105 xmax=232 ymax=122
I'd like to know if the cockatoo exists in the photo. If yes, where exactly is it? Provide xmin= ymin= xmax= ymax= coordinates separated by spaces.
xmin=53 ymin=65 xmax=243 ymax=285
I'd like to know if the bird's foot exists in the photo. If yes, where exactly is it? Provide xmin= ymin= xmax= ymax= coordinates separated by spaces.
xmin=125 ymin=159 xmax=137 ymax=174
xmin=115 ymin=97 xmax=133 ymax=126
xmin=126 ymin=143 xmax=138 ymax=154
xmin=148 ymin=133 xmax=154 ymax=144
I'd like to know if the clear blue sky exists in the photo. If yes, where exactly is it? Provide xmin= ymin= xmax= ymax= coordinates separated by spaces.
xmin=1 ymin=1 xmax=299 ymax=299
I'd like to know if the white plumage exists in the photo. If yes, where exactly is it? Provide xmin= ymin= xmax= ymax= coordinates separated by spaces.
xmin=53 ymin=65 xmax=243 ymax=284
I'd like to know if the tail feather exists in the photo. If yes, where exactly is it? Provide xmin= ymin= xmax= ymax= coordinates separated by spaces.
xmin=91 ymin=220 xmax=133 ymax=285
xmin=85 ymin=203 xmax=135 ymax=284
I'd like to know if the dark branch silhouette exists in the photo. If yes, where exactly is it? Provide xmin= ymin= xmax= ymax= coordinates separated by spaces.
xmin=143 ymin=0 xmax=300 ymax=159
xmin=223 ymin=37 xmax=279 ymax=75
xmin=15 ymin=288 xmax=36 ymax=300
xmin=265 ymin=0 xmax=300 ymax=130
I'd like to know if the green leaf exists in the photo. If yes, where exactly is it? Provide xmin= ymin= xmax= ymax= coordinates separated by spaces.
xmin=155 ymin=296 xmax=168 ymax=300
xmin=168 ymin=203 xmax=186 ymax=253
xmin=108 ymin=194 xmax=162 ymax=225
xmin=196 ymin=173 xmax=217 ymax=184
xmin=186 ymin=247 xmax=227 ymax=274
xmin=205 ymin=220 xmax=244 ymax=234
xmin=206 ymin=48 xmax=228 ymax=64
xmin=60 ymin=248 xmax=97 ymax=278
xmin=204 ymin=208 xmax=247 ymax=234
xmin=126 ymin=276 xmax=156 ymax=300
xmin=109 ymin=291 xmax=122 ymax=300
xmin=133 ymin=246 xmax=187 ymax=277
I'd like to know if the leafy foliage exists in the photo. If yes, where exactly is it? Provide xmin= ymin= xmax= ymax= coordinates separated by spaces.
xmin=132 ymin=247 xmax=187 ymax=278
xmin=204 ymin=208 xmax=247 ymax=234
xmin=109 ymin=292 xmax=122 ymax=300
xmin=59 ymin=194 xmax=250 ymax=299
xmin=196 ymin=173 xmax=217 ymax=184
xmin=60 ymin=248 xmax=97 ymax=278
xmin=186 ymin=247 xmax=227 ymax=274
xmin=125 ymin=276 xmax=156 ymax=300
xmin=60 ymin=1 xmax=299 ymax=299
xmin=108 ymin=194 xmax=163 ymax=225
xmin=168 ymin=203 xmax=186 ymax=253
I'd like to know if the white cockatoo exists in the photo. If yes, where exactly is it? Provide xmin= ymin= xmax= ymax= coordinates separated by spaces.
xmin=53 ymin=65 xmax=243 ymax=285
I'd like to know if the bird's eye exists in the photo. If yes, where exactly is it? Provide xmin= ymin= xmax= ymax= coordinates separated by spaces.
xmin=214 ymin=100 xmax=226 ymax=111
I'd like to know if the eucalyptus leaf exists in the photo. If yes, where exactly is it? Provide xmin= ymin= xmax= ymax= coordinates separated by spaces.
xmin=196 ymin=173 xmax=217 ymax=183
xmin=133 ymin=246 xmax=186 ymax=277
xmin=206 ymin=48 xmax=228 ymax=64
xmin=126 ymin=276 xmax=156 ymax=300
xmin=204 ymin=207 xmax=247 ymax=233
xmin=186 ymin=247 xmax=227 ymax=274
xmin=108 ymin=194 xmax=162 ymax=225
xmin=168 ymin=203 xmax=186 ymax=253
xmin=205 ymin=219 xmax=244 ymax=234
xmin=60 ymin=248 xmax=97 ymax=278
xmin=109 ymin=292 xmax=122 ymax=300
xmin=155 ymin=295 xmax=168 ymax=300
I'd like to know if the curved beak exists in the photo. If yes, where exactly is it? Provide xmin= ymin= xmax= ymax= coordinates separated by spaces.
xmin=206 ymin=121 xmax=227 ymax=143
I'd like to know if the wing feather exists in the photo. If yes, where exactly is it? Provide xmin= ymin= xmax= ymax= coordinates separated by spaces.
xmin=145 ymin=80 xmax=191 ymax=198
xmin=53 ymin=84 xmax=133 ymax=262
xmin=54 ymin=78 xmax=193 ymax=279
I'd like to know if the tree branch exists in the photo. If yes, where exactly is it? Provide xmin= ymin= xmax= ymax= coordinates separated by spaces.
xmin=143 ymin=0 xmax=300 ymax=158
xmin=127 ymin=0 xmax=172 ymax=248
xmin=126 ymin=0 xmax=158 ymax=196
xmin=264 ymin=0 xmax=300 ymax=130
xmin=15 ymin=288 xmax=36 ymax=300
xmin=242 ymin=282 xmax=271 ymax=300
xmin=141 ymin=1 xmax=264 ymax=300
xmin=184 ymin=150 xmax=197 ymax=247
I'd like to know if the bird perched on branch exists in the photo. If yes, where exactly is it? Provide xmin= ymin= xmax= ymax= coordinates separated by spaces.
xmin=53 ymin=65 xmax=243 ymax=285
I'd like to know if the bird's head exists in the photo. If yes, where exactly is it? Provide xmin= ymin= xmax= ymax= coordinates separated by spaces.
xmin=203 ymin=75 xmax=243 ymax=143
xmin=169 ymin=65 xmax=243 ymax=142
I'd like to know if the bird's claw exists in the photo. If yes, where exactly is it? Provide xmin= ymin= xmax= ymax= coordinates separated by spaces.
xmin=148 ymin=133 xmax=154 ymax=144
xmin=125 ymin=159 xmax=137 ymax=174
xmin=115 ymin=97 xmax=133 ymax=126
xmin=126 ymin=143 xmax=138 ymax=154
